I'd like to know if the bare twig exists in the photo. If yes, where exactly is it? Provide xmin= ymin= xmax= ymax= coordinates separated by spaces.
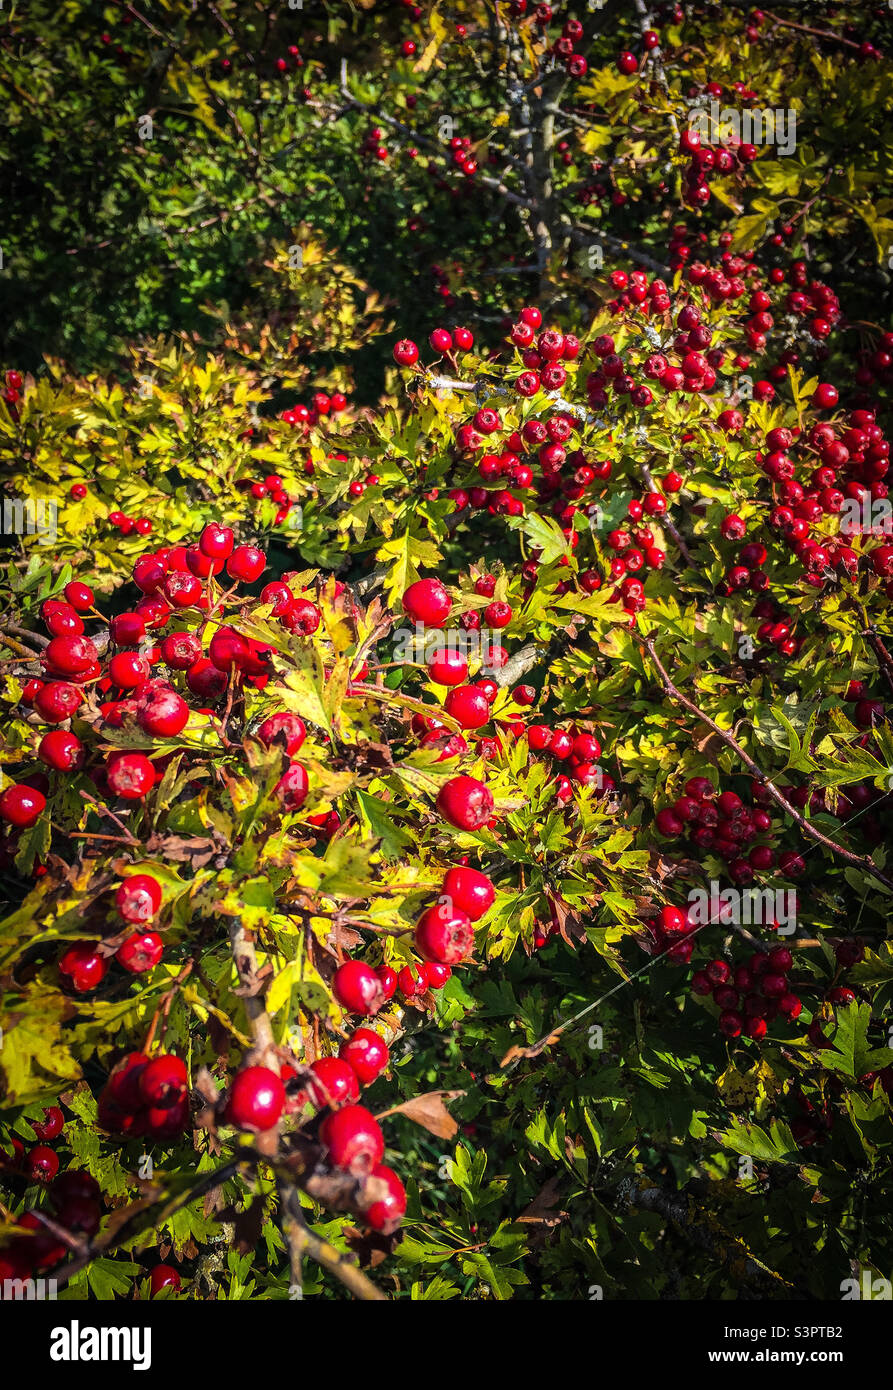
xmin=636 ymin=634 xmax=893 ymax=891
xmin=278 ymin=1179 xmax=386 ymax=1302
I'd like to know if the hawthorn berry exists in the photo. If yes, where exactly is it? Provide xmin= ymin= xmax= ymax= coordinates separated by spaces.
xmin=307 ymin=1057 xmax=360 ymax=1109
xmin=59 ymin=944 xmax=108 ymax=993
xmin=364 ymin=1163 xmax=407 ymax=1234
xmin=436 ymin=775 xmax=494 ymax=830
xmin=117 ymin=932 xmax=164 ymax=973
xmin=403 ymin=577 xmax=452 ymax=627
xmin=29 ymin=1107 xmax=65 ymax=1141
xmin=116 ymin=873 xmax=163 ymax=923
xmin=107 ymin=753 xmax=155 ymax=800
xmin=0 ymin=783 xmax=47 ymax=827
xmin=319 ymin=1104 xmax=384 ymax=1174
xmin=334 ymin=960 xmax=384 ymax=1015
xmin=139 ymin=1055 xmax=188 ymax=1109
xmin=442 ymin=866 xmax=495 ymax=921
xmin=415 ymin=900 xmax=474 ymax=964
xmin=149 ymin=1265 xmax=182 ymax=1296
xmin=339 ymin=1029 xmax=390 ymax=1085
xmin=226 ymin=546 xmax=266 ymax=584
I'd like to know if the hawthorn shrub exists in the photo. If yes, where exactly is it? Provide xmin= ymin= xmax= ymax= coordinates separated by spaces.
xmin=2 ymin=0 xmax=893 ymax=1308
xmin=3 ymin=1 xmax=891 ymax=371
xmin=3 ymin=243 xmax=893 ymax=1300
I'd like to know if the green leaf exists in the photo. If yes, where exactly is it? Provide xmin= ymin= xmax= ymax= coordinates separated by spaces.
xmin=817 ymin=1002 xmax=893 ymax=1079
xmin=86 ymin=1258 xmax=143 ymax=1301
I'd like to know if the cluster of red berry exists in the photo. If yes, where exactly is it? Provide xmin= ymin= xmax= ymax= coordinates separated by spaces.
xmin=0 ymin=1167 xmax=103 ymax=1284
xmin=653 ymin=776 xmax=800 ymax=886
xmin=279 ymin=388 xmax=348 ymax=428
xmin=97 ymin=1052 xmax=190 ymax=1141
xmin=691 ymin=944 xmax=801 ymax=1041
xmin=678 ymin=123 xmax=760 ymax=211
xmin=3 ymin=367 xmax=23 ymax=415
xmin=0 ymin=1106 xmax=66 ymax=1186
xmin=223 ymin=1058 xmax=405 ymax=1234
xmin=548 ymin=16 xmax=590 ymax=79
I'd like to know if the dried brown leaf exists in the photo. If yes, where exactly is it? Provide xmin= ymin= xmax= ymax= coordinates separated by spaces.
xmin=375 ymin=1089 xmax=463 ymax=1139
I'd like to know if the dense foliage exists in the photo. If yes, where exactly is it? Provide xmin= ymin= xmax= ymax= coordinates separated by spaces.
xmin=1 ymin=0 xmax=892 ymax=1304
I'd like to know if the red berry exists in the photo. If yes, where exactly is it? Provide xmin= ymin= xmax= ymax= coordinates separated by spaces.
xmin=137 ymin=687 xmax=189 ymax=738
xmin=63 ymin=582 xmax=94 ymax=612
xmin=436 ymin=775 xmax=494 ymax=830
xmin=393 ymin=339 xmax=419 ymax=367
xmin=52 ymin=1193 xmax=102 ymax=1235
xmin=160 ymin=631 xmax=202 ymax=670
xmin=283 ymin=598 xmax=321 ymax=636
xmin=307 ymin=1057 xmax=360 ymax=1109
xmin=117 ymin=932 xmax=164 ymax=973
xmin=0 ymin=784 xmax=46 ymax=827
xmin=110 ymin=612 xmax=147 ymax=647
xmin=659 ymin=905 xmax=688 ymax=935
xmin=398 ymin=962 xmax=427 ymax=997
xmin=33 ymin=678 xmax=81 ymax=722
xmin=109 ymin=651 xmax=150 ymax=689
xmin=364 ymin=1163 xmax=406 ymax=1233
xmin=333 ymin=960 xmax=384 ymax=1015
xmin=107 ymin=1052 xmax=150 ymax=1111
xmin=319 ymin=1104 xmax=384 ymax=1174
xmin=29 ymin=1106 xmax=64 ymax=1141
xmin=139 ymin=1054 xmax=188 ymax=1109
xmin=415 ymin=901 xmax=474 ymax=964
xmin=42 ymin=601 xmax=83 ymax=636
xmin=441 ymin=866 xmax=494 ymax=921
xmin=339 ymin=1029 xmax=390 ymax=1085
xmin=163 ymin=571 xmax=202 ymax=609
xmin=427 ymin=649 xmax=469 ymax=686
xmin=655 ymin=808 xmax=684 ymax=837
xmin=199 ymin=524 xmax=234 ymax=559
xmin=50 ymin=1169 xmax=101 ymax=1204
xmin=226 ymin=545 xmax=266 ymax=583
xmin=209 ymin=626 xmax=249 ymax=672
xmin=149 ymin=1264 xmax=182 ymax=1296
xmin=275 ymin=760 xmax=309 ymax=810
xmin=106 ymin=752 xmax=155 ymax=800
xmin=256 ymin=712 xmax=306 ymax=755
xmin=26 ymin=1146 xmax=60 ymax=1183
xmin=444 ymin=684 xmax=491 ymax=729
xmin=402 ymin=578 xmax=452 ymax=628
xmin=187 ymin=659 xmax=228 ymax=699
xmin=483 ymin=601 xmax=512 ymax=629
xmin=375 ymin=965 xmax=397 ymax=1000
xmin=835 ymin=937 xmax=865 ymax=968
xmin=59 ymin=944 xmax=108 ymax=992
xmin=45 ymin=634 xmax=97 ymax=677
xmin=222 ymin=1061 xmax=285 ymax=1128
